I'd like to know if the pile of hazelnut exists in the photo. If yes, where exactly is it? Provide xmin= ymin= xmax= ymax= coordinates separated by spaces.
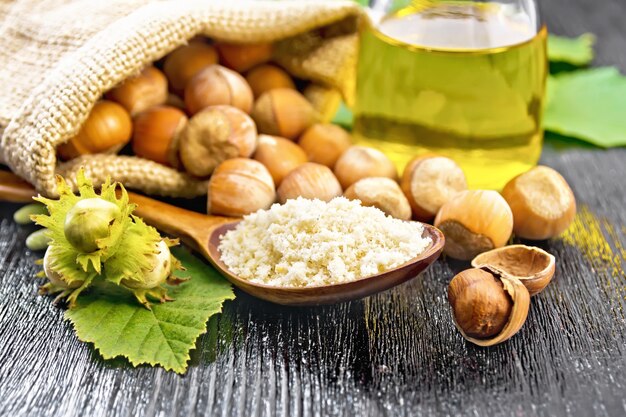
xmin=59 ymin=37 xmax=578 ymax=348
xmin=405 ymin=157 xmax=577 ymax=347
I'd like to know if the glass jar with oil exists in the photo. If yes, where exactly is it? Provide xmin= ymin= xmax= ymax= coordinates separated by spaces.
xmin=353 ymin=0 xmax=547 ymax=190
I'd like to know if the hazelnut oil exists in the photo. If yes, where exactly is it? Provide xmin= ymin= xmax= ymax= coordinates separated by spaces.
xmin=353 ymin=1 xmax=547 ymax=190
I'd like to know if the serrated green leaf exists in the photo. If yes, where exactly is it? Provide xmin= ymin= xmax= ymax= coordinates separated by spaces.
xmin=548 ymin=33 xmax=595 ymax=66
xmin=544 ymin=67 xmax=626 ymax=148
xmin=65 ymin=248 xmax=234 ymax=374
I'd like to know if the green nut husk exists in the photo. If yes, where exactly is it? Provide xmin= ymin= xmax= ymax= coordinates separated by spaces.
xmin=32 ymin=169 xmax=185 ymax=309
xmin=13 ymin=203 xmax=48 ymax=225
xmin=25 ymin=229 xmax=51 ymax=251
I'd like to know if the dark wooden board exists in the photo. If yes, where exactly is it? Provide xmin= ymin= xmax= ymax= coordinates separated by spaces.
xmin=1 ymin=0 xmax=625 ymax=416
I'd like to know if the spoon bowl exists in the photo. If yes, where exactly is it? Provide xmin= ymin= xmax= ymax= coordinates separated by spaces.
xmin=0 ymin=169 xmax=445 ymax=306
xmin=208 ymin=221 xmax=444 ymax=306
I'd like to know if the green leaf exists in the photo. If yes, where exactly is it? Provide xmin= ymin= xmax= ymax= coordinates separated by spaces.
xmin=331 ymin=101 xmax=354 ymax=130
xmin=65 ymin=248 xmax=235 ymax=374
xmin=544 ymin=67 xmax=626 ymax=148
xmin=548 ymin=33 xmax=595 ymax=66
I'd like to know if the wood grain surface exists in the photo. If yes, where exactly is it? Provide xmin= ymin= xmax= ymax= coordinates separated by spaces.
xmin=1 ymin=0 xmax=625 ymax=416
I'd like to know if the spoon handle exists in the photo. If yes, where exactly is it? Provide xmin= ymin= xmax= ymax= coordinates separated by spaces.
xmin=0 ymin=171 xmax=37 ymax=203
xmin=128 ymin=192 xmax=232 ymax=251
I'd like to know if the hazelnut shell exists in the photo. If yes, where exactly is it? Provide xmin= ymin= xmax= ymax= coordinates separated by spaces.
xmin=253 ymin=134 xmax=307 ymax=185
xmin=106 ymin=66 xmax=168 ymax=116
xmin=400 ymin=155 xmax=467 ymax=222
xmin=179 ymin=105 xmax=257 ymax=177
xmin=132 ymin=105 xmax=187 ymax=168
xmin=334 ymin=146 xmax=397 ymax=190
xmin=471 ymin=244 xmax=556 ymax=296
xmin=434 ymin=190 xmax=513 ymax=260
xmin=163 ymin=43 xmax=219 ymax=93
xmin=502 ymin=166 xmax=576 ymax=240
xmin=298 ymin=124 xmax=352 ymax=168
xmin=185 ymin=65 xmax=253 ymax=115
xmin=277 ymin=162 xmax=342 ymax=203
xmin=246 ymin=64 xmax=295 ymax=98
xmin=208 ymin=158 xmax=276 ymax=217
xmin=448 ymin=268 xmax=530 ymax=347
xmin=251 ymin=88 xmax=317 ymax=140
xmin=344 ymin=177 xmax=412 ymax=220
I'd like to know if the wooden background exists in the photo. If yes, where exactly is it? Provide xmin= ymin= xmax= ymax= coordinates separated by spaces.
xmin=1 ymin=0 xmax=625 ymax=416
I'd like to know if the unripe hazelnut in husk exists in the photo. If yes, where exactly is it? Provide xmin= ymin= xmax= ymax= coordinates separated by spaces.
xmin=43 ymin=246 xmax=83 ymax=290
xmin=401 ymin=155 xmax=467 ymax=222
xmin=277 ymin=163 xmax=342 ymax=203
xmin=251 ymin=88 xmax=317 ymax=140
xmin=185 ymin=65 xmax=253 ymax=115
xmin=344 ymin=177 xmax=412 ymax=220
xmin=298 ymin=124 xmax=352 ymax=168
xmin=502 ymin=166 xmax=576 ymax=240
xmin=333 ymin=146 xmax=397 ymax=189
xmin=163 ymin=43 xmax=219 ymax=93
xmin=64 ymin=198 xmax=121 ymax=253
xmin=57 ymin=101 xmax=132 ymax=160
xmin=179 ymin=105 xmax=257 ymax=178
xmin=253 ymin=134 xmax=307 ymax=185
xmin=106 ymin=66 xmax=168 ymax=116
xmin=121 ymin=240 xmax=172 ymax=290
xmin=132 ymin=106 xmax=187 ymax=167
xmin=245 ymin=64 xmax=295 ymax=98
xmin=434 ymin=190 xmax=513 ymax=260
xmin=215 ymin=42 xmax=273 ymax=73
xmin=208 ymin=158 xmax=276 ymax=217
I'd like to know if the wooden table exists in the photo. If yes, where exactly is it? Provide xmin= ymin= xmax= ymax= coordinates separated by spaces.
xmin=1 ymin=0 xmax=625 ymax=415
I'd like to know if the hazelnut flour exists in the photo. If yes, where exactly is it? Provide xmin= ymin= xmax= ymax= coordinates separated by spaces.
xmin=218 ymin=197 xmax=432 ymax=287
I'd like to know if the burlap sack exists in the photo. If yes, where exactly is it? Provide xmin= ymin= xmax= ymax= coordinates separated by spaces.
xmin=0 ymin=0 xmax=361 ymax=197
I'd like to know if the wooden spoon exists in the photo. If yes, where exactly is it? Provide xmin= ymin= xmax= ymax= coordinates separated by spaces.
xmin=0 ymin=170 xmax=445 ymax=306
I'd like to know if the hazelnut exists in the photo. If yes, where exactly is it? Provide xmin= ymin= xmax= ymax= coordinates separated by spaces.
xmin=434 ymin=190 xmax=513 ymax=260
xmin=344 ymin=177 xmax=411 ymax=220
xmin=208 ymin=158 xmax=276 ymax=217
xmin=448 ymin=267 xmax=530 ymax=346
xmin=57 ymin=100 xmax=132 ymax=160
xmin=333 ymin=146 xmax=397 ymax=189
xmin=106 ymin=66 xmax=168 ymax=116
xmin=472 ymin=245 xmax=556 ymax=296
xmin=165 ymin=93 xmax=186 ymax=111
xmin=246 ymin=64 xmax=295 ymax=98
xmin=132 ymin=106 xmax=187 ymax=167
xmin=400 ymin=155 xmax=467 ymax=222
xmin=163 ymin=43 xmax=219 ymax=93
xmin=298 ymin=124 xmax=352 ymax=168
xmin=179 ymin=105 xmax=257 ymax=177
xmin=253 ymin=134 xmax=307 ymax=185
xmin=502 ymin=166 xmax=576 ymax=240
xmin=277 ymin=163 xmax=342 ymax=203
xmin=215 ymin=42 xmax=273 ymax=73
xmin=251 ymin=88 xmax=317 ymax=140
xmin=185 ymin=65 xmax=253 ymax=115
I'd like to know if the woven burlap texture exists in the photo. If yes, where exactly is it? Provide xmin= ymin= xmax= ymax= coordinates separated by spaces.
xmin=0 ymin=0 xmax=360 ymax=197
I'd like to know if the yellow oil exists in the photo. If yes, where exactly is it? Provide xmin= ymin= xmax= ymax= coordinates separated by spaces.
xmin=353 ymin=1 xmax=547 ymax=190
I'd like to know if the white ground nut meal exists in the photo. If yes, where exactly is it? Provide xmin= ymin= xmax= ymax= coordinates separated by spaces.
xmin=218 ymin=197 xmax=432 ymax=287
